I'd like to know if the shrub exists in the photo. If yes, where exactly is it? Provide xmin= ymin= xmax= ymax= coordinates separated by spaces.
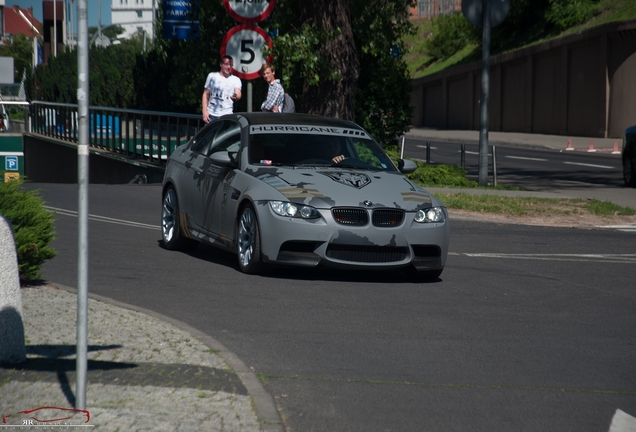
xmin=406 ymin=162 xmax=478 ymax=187
xmin=0 ymin=178 xmax=56 ymax=282
xmin=425 ymin=12 xmax=480 ymax=61
xmin=385 ymin=146 xmax=478 ymax=187
xmin=546 ymin=0 xmax=599 ymax=30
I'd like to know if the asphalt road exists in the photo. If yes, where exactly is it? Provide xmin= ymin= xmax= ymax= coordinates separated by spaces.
xmin=25 ymin=181 xmax=636 ymax=432
xmin=404 ymin=137 xmax=625 ymax=189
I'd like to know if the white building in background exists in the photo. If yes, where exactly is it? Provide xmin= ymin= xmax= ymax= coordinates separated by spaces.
xmin=111 ymin=0 xmax=157 ymax=39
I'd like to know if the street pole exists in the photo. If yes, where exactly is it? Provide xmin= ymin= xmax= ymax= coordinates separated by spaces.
xmin=75 ymin=0 xmax=89 ymax=411
xmin=248 ymin=82 xmax=252 ymax=112
xmin=478 ymin=0 xmax=491 ymax=186
xmin=98 ymin=0 xmax=102 ymax=41
xmin=53 ymin=0 xmax=57 ymax=57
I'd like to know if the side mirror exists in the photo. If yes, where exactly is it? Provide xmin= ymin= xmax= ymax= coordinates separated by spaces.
xmin=397 ymin=159 xmax=417 ymax=174
xmin=209 ymin=151 xmax=234 ymax=166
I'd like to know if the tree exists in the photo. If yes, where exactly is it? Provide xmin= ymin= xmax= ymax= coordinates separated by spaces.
xmin=0 ymin=34 xmax=35 ymax=83
xmin=297 ymin=1 xmax=359 ymax=120
xmin=29 ymin=43 xmax=137 ymax=108
xmin=262 ymin=0 xmax=414 ymax=143
xmin=28 ymin=0 xmax=416 ymax=145
xmin=352 ymin=0 xmax=415 ymax=145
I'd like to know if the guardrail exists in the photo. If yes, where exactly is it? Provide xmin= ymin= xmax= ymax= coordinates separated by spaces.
xmin=28 ymin=101 xmax=205 ymax=164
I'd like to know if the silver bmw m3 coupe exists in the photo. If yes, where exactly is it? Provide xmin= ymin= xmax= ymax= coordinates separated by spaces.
xmin=161 ymin=113 xmax=449 ymax=279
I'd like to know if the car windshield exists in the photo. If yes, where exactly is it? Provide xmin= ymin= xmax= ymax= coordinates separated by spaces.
xmin=248 ymin=127 xmax=397 ymax=172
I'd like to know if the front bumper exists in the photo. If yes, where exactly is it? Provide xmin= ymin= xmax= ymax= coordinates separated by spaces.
xmin=254 ymin=201 xmax=449 ymax=271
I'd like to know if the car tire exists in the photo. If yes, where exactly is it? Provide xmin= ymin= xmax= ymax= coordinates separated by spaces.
xmin=161 ymin=186 xmax=197 ymax=251
xmin=237 ymin=204 xmax=263 ymax=274
xmin=624 ymin=154 xmax=636 ymax=187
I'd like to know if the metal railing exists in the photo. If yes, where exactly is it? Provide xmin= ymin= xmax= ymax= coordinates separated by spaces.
xmin=29 ymin=101 xmax=205 ymax=164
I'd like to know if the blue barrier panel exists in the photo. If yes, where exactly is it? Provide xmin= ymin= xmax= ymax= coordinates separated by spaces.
xmin=90 ymin=114 xmax=121 ymax=136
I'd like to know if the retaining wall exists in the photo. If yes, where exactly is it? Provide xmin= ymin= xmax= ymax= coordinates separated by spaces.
xmin=410 ymin=19 xmax=636 ymax=138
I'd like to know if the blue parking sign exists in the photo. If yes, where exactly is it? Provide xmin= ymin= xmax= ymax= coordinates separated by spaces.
xmin=6 ymin=156 xmax=18 ymax=171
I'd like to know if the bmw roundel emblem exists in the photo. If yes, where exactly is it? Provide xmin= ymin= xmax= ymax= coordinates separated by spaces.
xmin=364 ymin=200 xmax=372 ymax=207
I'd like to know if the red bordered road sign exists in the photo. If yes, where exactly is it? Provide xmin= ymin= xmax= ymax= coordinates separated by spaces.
xmin=222 ymin=0 xmax=276 ymax=24
xmin=221 ymin=24 xmax=273 ymax=80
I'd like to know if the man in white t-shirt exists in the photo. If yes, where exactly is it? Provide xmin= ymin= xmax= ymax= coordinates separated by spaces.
xmin=202 ymin=56 xmax=242 ymax=123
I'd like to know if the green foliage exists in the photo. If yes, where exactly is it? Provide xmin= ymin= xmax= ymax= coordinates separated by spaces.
xmin=29 ymin=43 xmax=138 ymax=107
xmin=262 ymin=23 xmax=334 ymax=91
xmin=352 ymin=0 xmax=415 ymax=146
xmin=26 ymin=0 xmax=421 ymax=145
xmin=546 ymin=0 xmax=600 ymax=30
xmin=385 ymin=146 xmax=478 ymax=187
xmin=425 ymin=13 xmax=480 ymax=61
xmin=0 ymin=34 xmax=35 ymax=82
xmin=0 ymin=179 xmax=56 ymax=282
xmin=407 ymin=162 xmax=478 ymax=187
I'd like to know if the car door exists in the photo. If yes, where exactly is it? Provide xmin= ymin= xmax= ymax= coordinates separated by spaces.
xmin=190 ymin=120 xmax=242 ymax=243
xmin=178 ymin=122 xmax=222 ymax=223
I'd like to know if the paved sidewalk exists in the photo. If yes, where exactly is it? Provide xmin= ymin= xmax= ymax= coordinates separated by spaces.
xmin=0 ymin=284 xmax=283 ymax=431
xmin=406 ymin=127 xmax=622 ymax=152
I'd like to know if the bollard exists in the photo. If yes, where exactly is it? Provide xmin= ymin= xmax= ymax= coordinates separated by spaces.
xmin=492 ymin=146 xmax=497 ymax=187
xmin=426 ymin=142 xmax=431 ymax=164
xmin=461 ymin=144 xmax=465 ymax=170
xmin=0 ymin=216 xmax=26 ymax=365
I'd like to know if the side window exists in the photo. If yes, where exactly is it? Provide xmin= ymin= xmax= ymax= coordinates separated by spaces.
xmin=190 ymin=123 xmax=221 ymax=154
xmin=209 ymin=121 xmax=241 ymax=155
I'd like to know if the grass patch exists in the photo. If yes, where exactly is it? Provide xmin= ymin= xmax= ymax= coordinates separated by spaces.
xmin=386 ymin=150 xmax=635 ymax=218
xmin=432 ymin=193 xmax=636 ymax=217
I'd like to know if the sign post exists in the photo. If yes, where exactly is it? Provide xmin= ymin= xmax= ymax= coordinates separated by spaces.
xmin=221 ymin=0 xmax=276 ymax=112
xmin=462 ymin=0 xmax=510 ymax=186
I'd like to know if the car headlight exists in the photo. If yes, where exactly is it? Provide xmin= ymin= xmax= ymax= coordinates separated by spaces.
xmin=269 ymin=201 xmax=320 ymax=219
xmin=414 ymin=207 xmax=445 ymax=223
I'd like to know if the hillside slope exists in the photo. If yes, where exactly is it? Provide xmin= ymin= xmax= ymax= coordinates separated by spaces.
xmin=405 ymin=0 xmax=636 ymax=80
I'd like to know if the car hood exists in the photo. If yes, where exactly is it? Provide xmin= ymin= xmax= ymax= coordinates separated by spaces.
xmin=246 ymin=166 xmax=437 ymax=210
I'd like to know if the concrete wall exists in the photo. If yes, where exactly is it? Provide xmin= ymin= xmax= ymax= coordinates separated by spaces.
xmin=23 ymin=134 xmax=165 ymax=184
xmin=411 ymin=19 xmax=636 ymax=138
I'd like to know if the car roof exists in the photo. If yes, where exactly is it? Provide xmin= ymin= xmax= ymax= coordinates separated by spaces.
xmin=228 ymin=112 xmax=365 ymax=130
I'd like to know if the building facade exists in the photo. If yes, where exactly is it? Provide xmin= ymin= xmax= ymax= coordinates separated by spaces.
xmin=410 ymin=0 xmax=461 ymax=19
xmin=111 ymin=0 xmax=156 ymax=39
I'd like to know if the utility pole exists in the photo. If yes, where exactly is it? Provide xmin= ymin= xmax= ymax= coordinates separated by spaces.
xmin=75 ymin=0 xmax=90 ymax=411
xmin=98 ymin=0 xmax=103 ymax=41
xmin=461 ymin=0 xmax=510 ymax=186
xmin=53 ymin=0 xmax=57 ymax=57
xmin=478 ymin=0 xmax=491 ymax=186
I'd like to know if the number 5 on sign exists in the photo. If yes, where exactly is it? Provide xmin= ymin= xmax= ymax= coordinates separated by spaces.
xmin=221 ymin=24 xmax=273 ymax=80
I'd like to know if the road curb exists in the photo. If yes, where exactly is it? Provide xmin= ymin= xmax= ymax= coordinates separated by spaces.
xmin=46 ymin=282 xmax=285 ymax=432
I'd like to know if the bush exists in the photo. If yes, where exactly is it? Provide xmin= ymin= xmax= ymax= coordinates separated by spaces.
xmin=406 ymin=162 xmax=478 ymax=187
xmin=546 ymin=0 xmax=599 ymax=30
xmin=0 ymin=178 xmax=56 ymax=282
xmin=425 ymin=12 xmax=480 ymax=61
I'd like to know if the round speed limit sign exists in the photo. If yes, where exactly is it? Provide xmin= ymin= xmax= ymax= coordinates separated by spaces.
xmin=221 ymin=24 xmax=273 ymax=80
xmin=222 ymin=0 xmax=276 ymax=24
